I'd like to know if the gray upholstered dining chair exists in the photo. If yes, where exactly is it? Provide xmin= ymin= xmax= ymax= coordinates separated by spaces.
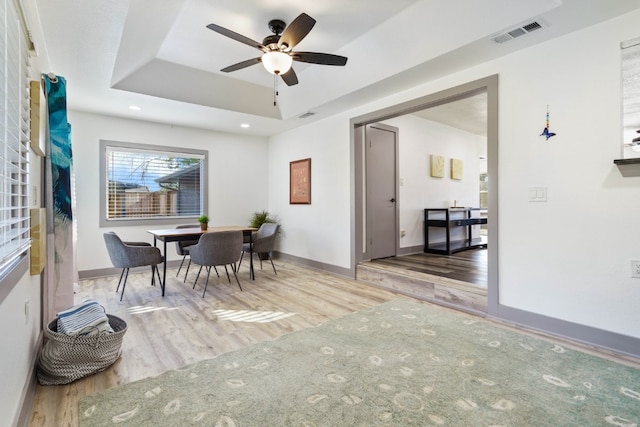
xmin=175 ymin=224 xmax=199 ymax=281
xmin=189 ymin=230 xmax=243 ymax=297
xmin=238 ymin=223 xmax=279 ymax=276
xmin=103 ymin=232 xmax=164 ymax=301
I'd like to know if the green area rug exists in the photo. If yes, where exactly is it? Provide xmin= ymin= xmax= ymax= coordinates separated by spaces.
xmin=80 ymin=299 xmax=640 ymax=426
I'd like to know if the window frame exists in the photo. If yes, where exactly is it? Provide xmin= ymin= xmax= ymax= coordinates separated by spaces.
xmin=622 ymin=36 xmax=640 ymax=158
xmin=0 ymin=0 xmax=31 ymax=292
xmin=99 ymin=139 xmax=208 ymax=227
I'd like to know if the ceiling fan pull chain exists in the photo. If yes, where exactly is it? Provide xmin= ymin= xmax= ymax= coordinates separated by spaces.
xmin=273 ymin=74 xmax=277 ymax=106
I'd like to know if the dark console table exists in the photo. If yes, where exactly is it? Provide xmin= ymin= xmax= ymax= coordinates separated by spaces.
xmin=424 ymin=208 xmax=487 ymax=254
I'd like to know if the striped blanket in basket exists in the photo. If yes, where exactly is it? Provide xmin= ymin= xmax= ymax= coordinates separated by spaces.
xmin=56 ymin=299 xmax=113 ymax=336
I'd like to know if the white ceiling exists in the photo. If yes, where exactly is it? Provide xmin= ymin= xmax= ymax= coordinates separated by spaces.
xmin=26 ymin=0 xmax=640 ymax=137
xmin=412 ymin=92 xmax=488 ymax=137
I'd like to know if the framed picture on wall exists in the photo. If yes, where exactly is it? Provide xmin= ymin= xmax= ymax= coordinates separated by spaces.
xmin=451 ymin=158 xmax=463 ymax=180
xmin=430 ymin=155 xmax=445 ymax=178
xmin=290 ymin=158 xmax=311 ymax=204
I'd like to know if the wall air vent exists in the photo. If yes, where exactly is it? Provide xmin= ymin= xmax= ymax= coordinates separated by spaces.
xmin=299 ymin=112 xmax=316 ymax=119
xmin=522 ymin=21 xmax=542 ymax=32
xmin=491 ymin=20 xmax=544 ymax=44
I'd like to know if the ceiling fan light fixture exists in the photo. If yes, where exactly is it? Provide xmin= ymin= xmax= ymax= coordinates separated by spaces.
xmin=262 ymin=51 xmax=292 ymax=75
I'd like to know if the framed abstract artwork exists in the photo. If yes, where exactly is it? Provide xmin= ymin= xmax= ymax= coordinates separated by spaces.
xmin=290 ymin=158 xmax=311 ymax=204
xmin=430 ymin=155 xmax=445 ymax=178
xmin=451 ymin=158 xmax=463 ymax=180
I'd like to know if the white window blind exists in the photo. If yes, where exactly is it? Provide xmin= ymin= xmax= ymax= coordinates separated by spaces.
xmin=0 ymin=0 xmax=31 ymax=277
xmin=102 ymin=142 xmax=206 ymax=222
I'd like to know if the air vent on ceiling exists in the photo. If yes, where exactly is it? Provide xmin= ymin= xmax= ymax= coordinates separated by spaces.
xmin=491 ymin=20 xmax=543 ymax=44
xmin=299 ymin=112 xmax=316 ymax=119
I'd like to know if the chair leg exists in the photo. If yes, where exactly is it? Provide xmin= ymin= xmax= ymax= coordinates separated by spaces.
xmin=193 ymin=265 xmax=203 ymax=289
xmin=232 ymin=263 xmax=242 ymax=291
xmin=116 ymin=268 xmax=126 ymax=292
xmin=268 ymin=254 xmax=277 ymax=275
xmin=154 ymin=265 xmax=163 ymax=288
xmin=176 ymin=255 xmax=187 ymax=276
xmin=238 ymin=251 xmax=245 ymax=269
xmin=183 ymin=259 xmax=192 ymax=283
xmin=202 ymin=266 xmax=211 ymax=298
xmin=213 ymin=266 xmax=220 ymax=277
xmin=224 ymin=265 xmax=231 ymax=283
xmin=151 ymin=266 xmax=156 ymax=286
xmin=119 ymin=268 xmax=129 ymax=301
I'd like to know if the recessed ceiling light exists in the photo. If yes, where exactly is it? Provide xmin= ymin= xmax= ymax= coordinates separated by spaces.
xmin=129 ymin=105 xmax=141 ymax=111
xmin=240 ymin=123 xmax=250 ymax=128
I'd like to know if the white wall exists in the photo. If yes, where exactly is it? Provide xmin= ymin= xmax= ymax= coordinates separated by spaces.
xmin=0 ymin=270 xmax=42 ymax=427
xmin=268 ymin=9 xmax=640 ymax=339
xmin=69 ymin=111 xmax=270 ymax=271
xmin=488 ymin=11 xmax=640 ymax=337
xmin=268 ymin=116 xmax=352 ymax=268
xmin=382 ymin=115 xmax=483 ymax=248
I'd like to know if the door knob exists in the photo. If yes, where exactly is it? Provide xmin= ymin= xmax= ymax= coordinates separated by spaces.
xmin=389 ymin=198 xmax=396 ymax=203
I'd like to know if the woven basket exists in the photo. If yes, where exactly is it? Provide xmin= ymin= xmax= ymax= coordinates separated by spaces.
xmin=36 ymin=314 xmax=127 ymax=385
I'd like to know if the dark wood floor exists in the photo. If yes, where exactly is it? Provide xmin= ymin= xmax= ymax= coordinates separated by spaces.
xmin=369 ymin=248 xmax=488 ymax=287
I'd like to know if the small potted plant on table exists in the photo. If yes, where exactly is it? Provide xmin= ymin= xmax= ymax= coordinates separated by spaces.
xmin=197 ymin=215 xmax=209 ymax=231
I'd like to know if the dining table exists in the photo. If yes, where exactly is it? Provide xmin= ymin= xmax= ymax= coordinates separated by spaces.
xmin=147 ymin=225 xmax=257 ymax=296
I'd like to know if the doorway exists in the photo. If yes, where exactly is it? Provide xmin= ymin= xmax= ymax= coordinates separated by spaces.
xmin=351 ymin=75 xmax=498 ymax=316
xmin=365 ymin=123 xmax=398 ymax=260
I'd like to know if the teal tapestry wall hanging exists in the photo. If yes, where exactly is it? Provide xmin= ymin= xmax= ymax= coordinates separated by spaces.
xmin=43 ymin=74 xmax=76 ymax=315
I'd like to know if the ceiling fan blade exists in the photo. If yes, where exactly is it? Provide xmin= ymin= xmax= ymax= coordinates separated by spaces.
xmin=221 ymin=57 xmax=261 ymax=73
xmin=278 ymin=13 xmax=316 ymax=50
xmin=206 ymin=23 xmax=265 ymax=51
xmin=280 ymin=68 xmax=299 ymax=86
xmin=292 ymin=52 xmax=348 ymax=66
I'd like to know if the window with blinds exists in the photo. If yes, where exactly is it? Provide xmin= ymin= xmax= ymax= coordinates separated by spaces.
xmin=622 ymin=36 xmax=640 ymax=158
xmin=100 ymin=140 xmax=207 ymax=226
xmin=0 ymin=0 xmax=31 ymax=278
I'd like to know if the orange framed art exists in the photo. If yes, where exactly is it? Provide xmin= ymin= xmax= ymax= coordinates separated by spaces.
xmin=289 ymin=158 xmax=311 ymax=204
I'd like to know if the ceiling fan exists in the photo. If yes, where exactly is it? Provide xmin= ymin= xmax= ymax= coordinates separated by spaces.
xmin=206 ymin=13 xmax=348 ymax=87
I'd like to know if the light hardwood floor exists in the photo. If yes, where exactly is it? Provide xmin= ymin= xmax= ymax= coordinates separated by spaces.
xmin=29 ymin=261 xmax=401 ymax=426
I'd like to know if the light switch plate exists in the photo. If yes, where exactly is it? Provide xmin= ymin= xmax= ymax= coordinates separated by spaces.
xmin=528 ymin=187 xmax=547 ymax=202
xmin=631 ymin=260 xmax=640 ymax=278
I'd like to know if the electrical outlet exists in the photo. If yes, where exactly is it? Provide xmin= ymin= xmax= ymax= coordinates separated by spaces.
xmin=631 ymin=260 xmax=640 ymax=278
